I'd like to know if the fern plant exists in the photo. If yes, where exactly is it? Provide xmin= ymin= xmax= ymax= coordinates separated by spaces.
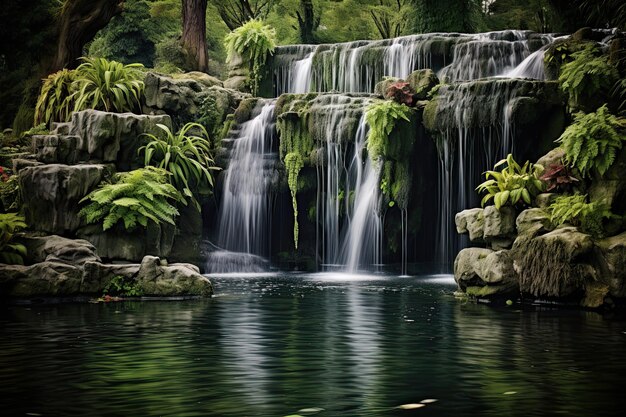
xmin=224 ymin=19 xmax=277 ymax=95
xmin=34 ymin=69 xmax=76 ymax=126
xmin=559 ymin=44 xmax=619 ymax=111
xmin=476 ymin=154 xmax=545 ymax=210
xmin=0 ymin=212 xmax=27 ymax=265
xmin=139 ymin=122 xmax=218 ymax=211
xmin=73 ymin=57 xmax=145 ymax=113
xmin=365 ymin=100 xmax=412 ymax=162
xmin=557 ymin=105 xmax=626 ymax=177
xmin=547 ymin=193 xmax=615 ymax=237
xmin=79 ymin=167 xmax=184 ymax=232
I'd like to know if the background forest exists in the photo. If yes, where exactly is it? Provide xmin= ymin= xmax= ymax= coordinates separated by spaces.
xmin=0 ymin=0 xmax=623 ymax=131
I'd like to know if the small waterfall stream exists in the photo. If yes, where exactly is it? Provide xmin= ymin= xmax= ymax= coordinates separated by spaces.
xmin=207 ymin=101 xmax=277 ymax=273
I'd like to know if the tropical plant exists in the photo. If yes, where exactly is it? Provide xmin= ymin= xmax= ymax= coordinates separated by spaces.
xmin=365 ymin=100 xmax=413 ymax=162
xmin=0 ymin=212 xmax=27 ymax=265
xmin=224 ymin=19 xmax=277 ymax=95
xmin=139 ymin=122 xmax=218 ymax=210
xmin=539 ymin=163 xmax=580 ymax=192
xmin=384 ymin=81 xmax=416 ymax=106
xmin=558 ymin=44 xmax=619 ymax=111
xmin=73 ymin=57 xmax=145 ymax=113
xmin=476 ymin=153 xmax=545 ymax=210
xmin=0 ymin=174 xmax=21 ymax=213
xmin=557 ymin=105 xmax=626 ymax=177
xmin=547 ymin=193 xmax=615 ymax=237
xmin=34 ymin=69 xmax=76 ymax=126
xmin=103 ymin=275 xmax=143 ymax=297
xmin=79 ymin=167 xmax=184 ymax=232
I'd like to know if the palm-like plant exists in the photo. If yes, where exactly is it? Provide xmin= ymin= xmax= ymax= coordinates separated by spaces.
xmin=34 ymin=69 xmax=76 ymax=126
xmin=476 ymin=154 xmax=545 ymax=210
xmin=73 ymin=57 xmax=145 ymax=113
xmin=139 ymin=123 xmax=219 ymax=210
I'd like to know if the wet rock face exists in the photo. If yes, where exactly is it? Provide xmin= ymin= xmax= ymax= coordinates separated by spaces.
xmin=143 ymin=72 xmax=249 ymax=135
xmin=32 ymin=110 xmax=172 ymax=171
xmin=19 ymin=164 xmax=109 ymax=235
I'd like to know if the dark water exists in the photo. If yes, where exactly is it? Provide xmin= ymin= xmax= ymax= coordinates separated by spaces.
xmin=1 ymin=272 xmax=625 ymax=417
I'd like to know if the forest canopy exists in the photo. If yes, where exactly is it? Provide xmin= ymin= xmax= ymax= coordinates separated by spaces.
xmin=0 ymin=0 xmax=623 ymax=130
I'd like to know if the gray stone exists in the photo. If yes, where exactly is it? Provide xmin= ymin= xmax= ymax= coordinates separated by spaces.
xmin=454 ymin=247 xmax=493 ymax=287
xmin=535 ymin=193 xmax=557 ymax=209
xmin=21 ymin=234 xmax=101 ymax=265
xmin=78 ymin=222 xmax=176 ymax=262
xmin=32 ymin=134 xmax=79 ymax=164
xmin=455 ymin=208 xmax=484 ymax=241
xmin=67 ymin=110 xmax=172 ymax=170
xmin=135 ymin=255 xmax=211 ymax=297
xmin=516 ymin=208 xmax=552 ymax=236
xmin=536 ymin=147 xmax=565 ymax=169
xmin=19 ymin=164 xmax=109 ymax=235
xmin=596 ymin=232 xmax=626 ymax=298
xmin=483 ymin=205 xmax=516 ymax=239
xmin=406 ymin=69 xmax=439 ymax=99
xmin=479 ymin=250 xmax=517 ymax=285
xmin=0 ymin=261 xmax=83 ymax=298
xmin=172 ymin=71 xmax=223 ymax=88
xmin=144 ymin=72 xmax=248 ymax=129
xmin=224 ymin=76 xmax=250 ymax=92
xmin=12 ymin=158 xmax=42 ymax=173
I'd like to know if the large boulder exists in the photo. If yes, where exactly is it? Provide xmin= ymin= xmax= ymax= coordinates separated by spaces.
xmin=596 ymin=232 xmax=626 ymax=298
xmin=454 ymin=247 xmax=494 ymax=288
xmin=0 ymin=261 xmax=83 ymax=298
xmin=406 ymin=69 xmax=439 ymax=100
xmin=515 ymin=208 xmax=552 ymax=237
xmin=455 ymin=208 xmax=484 ymax=242
xmin=514 ymin=226 xmax=596 ymax=298
xmin=454 ymin=247 xmax=518 ymax=298
xmin=19 ymin=164 xmax=109 ymax=235
xmin=20 ymin=234 xmax=101 ymax=265
xmin=78 ymin=222 xmax=176 ymax=262
xmin=143 ymin=72 xmax=248 ymax=135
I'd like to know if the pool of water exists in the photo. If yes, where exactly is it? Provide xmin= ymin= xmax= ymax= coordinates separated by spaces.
xmin=1 ymin=272 xmax=625 ymax=417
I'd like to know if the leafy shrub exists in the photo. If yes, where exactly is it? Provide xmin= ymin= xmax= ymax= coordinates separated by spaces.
xmin=0 ymin=173 xmax=21 ymax=213
xmin=21 ymin=124 xmax=49 ymax=138
xmin=79 ymin=167 xmax=184 ymax=232
xmin=73 ymin=57 xmax=145 ymax=113
xmin=557 ymin=105 xmax=626 ymax=177
xmin=103 ymin=275 xmax=143 ymax=297
xmin=224 ymin=19 xmax=277 ymax=95
xmin=0 ymin=212 xmax=27 ymax=265
xmin=384 ymin=81 xmax=415 ymax=106
xmin=539 ymin=163 xmax=580 ymax=192
xmin=559 ymin=45 xmax=619 ymax=111
xmin=34 ymin=69 xmax=76 ymax=126
xmin=140 ymin=123 xmax=218 ymax=210
xmin=547 ymin=193 xmax=615 ymax=237
xmin=365 ymin=100 xmax=412 ymax=162
xmin=154 ymin=34 xmax=186 ymax=74
xmin=476 ymin=154 xmax=545 ymax=210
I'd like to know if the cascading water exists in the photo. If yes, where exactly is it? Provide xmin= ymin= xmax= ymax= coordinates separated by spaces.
xmin=273 ymin=30 xmax=553 ymax=94
xmin=207 ymin=101 xmax=277 ymax=273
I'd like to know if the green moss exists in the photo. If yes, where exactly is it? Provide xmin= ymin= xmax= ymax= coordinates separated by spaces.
xmin=465 ymin=285 xmax=505 ymax=298
xmin=422 ymin=97 xmax=440 ymax=131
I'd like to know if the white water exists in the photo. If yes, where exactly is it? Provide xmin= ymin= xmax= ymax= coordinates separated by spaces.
xmin=504 ymin=47 xmax=547 ymax=79
xmin=274 ymin=30 xmax=553 ymax=94
xmin=208 ymin=102 xmax=277 ymax=273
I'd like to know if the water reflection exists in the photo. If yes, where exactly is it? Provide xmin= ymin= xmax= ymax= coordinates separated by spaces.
xmin=1 ymin=274 xmax=625 ymax=416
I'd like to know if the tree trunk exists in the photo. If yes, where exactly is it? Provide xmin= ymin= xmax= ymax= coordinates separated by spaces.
xmin=296 ymin=0 xmax=318 ymax=43
xmin=52 ymin=0 xmax=124 ymax=71
xmin=182 ymin=0 xmax=209 ymax=72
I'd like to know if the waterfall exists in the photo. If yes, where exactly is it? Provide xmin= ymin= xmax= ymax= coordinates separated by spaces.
xmin=338 ymin=116 xmax=383 ymax=273
xmin=504 ymin=47 xmax=547 ymax=79
xmin=273 ymin=30 xmax=552 ymax=94
xmin=207 ymin=101 xmax=277 ymax=273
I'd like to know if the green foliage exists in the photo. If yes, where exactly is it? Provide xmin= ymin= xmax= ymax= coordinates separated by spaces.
xmin=21 ymin=124 xmax=49 ymax=138
xmin=0 ymin=174 xmax=21 ymax=213
xmin=140 ymin=123 xmax=218 ymax=210
xmin=558 ymin=45 xmax=619 ymax=111
xmin=34 ymin=69 xmax=76 ymax=126
xmin=413 ymin=0 xmax=484 ymax=33
xmin=557 ymin=105 xmax=626 ymax=177
xmin=12 ymin=104 xmax=36 ymax=137
xmin=365 ymin=100 xmax=412 ymax=162
xmin=154 ymin=35 xmax=186 ymax=74
xmin=285 ymin=152 xmax=304 ymax=249
xmin=79 ymin=167 xmax=184 ymax=232
xmin=87 ymin=0 xmax=157 ymax=67
xmin=103 ymin=275 xmax=143 ymax=297
xmin=476 ymin=154 xmax=545 ymax=210
xmin=224 ymin=19 xmax=277 ymax=94
xmin=0 ymin=212 xmax=27 ymax=265
xmin=73 ymin=57 xmax=145 ymax=114
xmin=547 ymin=193 xmax=615 ymax=237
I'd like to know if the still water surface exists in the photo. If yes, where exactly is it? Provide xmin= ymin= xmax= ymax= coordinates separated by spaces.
xmin=1 ymin=272 xmax=625 ymax=417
